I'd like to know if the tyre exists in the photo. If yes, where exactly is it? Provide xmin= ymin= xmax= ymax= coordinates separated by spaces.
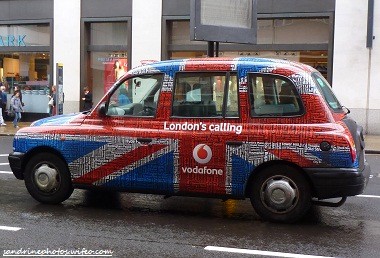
xmin=24 ymin=153 xmax=73 ymax=204
xmin=250 ymin=164 xmax=311 ymax=223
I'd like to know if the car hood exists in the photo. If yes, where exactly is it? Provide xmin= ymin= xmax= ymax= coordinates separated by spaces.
xmin=30 ymin=113 xmax=87 ymax=127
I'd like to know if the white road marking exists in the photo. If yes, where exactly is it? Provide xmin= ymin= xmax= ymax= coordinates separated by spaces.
xmin=205 ymin=246 xmax=335 ymax=258
xmin=0 ymin=171 xmax=13 ymax=174
xmin=0 ymin=162 xmax=9 ymax=165
xmin=357 ymin=195 xmax=380 ymax=199
xmin=0 ymin=225 xmax=22 ymax=231
xmin=0 ymin=154 xmax=9 ymax=157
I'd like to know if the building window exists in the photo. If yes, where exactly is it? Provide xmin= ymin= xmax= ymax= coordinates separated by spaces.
xmin=85 ymin=21 xmax=129 ymax=109
xmin=90 ymin=22 xmax=128 ymax=46
xmin=166 ymin=19 xmax=330 ymax=79
xmin=0 ymin=24 xmax=50 ymax=46
xmin=0 ymin=24 xmax=51 ymax=115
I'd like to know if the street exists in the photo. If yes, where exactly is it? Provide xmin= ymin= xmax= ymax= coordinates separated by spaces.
xmin=1 ymin=135 xmax=380 ymax=258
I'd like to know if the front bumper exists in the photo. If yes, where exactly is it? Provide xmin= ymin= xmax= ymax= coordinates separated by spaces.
xmin=8 ymin=152 xmax=25 ymax=180
xmin=305 ymin=161 xmax=371 ymax=199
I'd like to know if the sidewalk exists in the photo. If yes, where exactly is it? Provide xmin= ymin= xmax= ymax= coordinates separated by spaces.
xmin=1 ymin=122 xmax=380 ymax=153
xmin=0 ymin=122 xmax=33 ymax=136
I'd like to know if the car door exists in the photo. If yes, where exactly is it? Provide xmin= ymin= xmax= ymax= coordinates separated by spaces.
xmin=166 ymin=71 xmax=248 ymax=196
xmin=73 ymin=73 xmax=177 ymax=193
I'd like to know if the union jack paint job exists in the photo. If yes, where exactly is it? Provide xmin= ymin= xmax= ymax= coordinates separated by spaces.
xmin=11 ymin=58 xmax=367 ymax=200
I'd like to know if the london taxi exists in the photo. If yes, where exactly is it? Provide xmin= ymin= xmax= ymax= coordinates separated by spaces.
xmin=8 ymin=58 xmax=371 ymax=223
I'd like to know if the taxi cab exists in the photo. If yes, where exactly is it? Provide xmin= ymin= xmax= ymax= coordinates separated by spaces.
xmin=8 ymin=58 xmax=371 ymax=223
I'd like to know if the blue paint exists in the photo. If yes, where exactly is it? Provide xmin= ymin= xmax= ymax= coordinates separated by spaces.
xmin=231 ymin=154 xmax=255 ymax=196
xmin=104 ymin=152 xmax=175 ymax=193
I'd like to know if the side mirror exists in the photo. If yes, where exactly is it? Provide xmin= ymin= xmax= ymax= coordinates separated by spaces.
xmin=98 ymin=102 xmax=107 ymax=117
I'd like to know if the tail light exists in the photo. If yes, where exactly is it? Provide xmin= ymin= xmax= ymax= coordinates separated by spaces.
xmin=349 ymin=141 xmax=357 ymax=163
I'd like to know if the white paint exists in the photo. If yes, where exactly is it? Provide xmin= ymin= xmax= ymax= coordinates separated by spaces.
xmin=53 ymin=0 xmax=81 ymax=114
xmin=0 ymin=225 xmax=22 ymax=231
xmin=131 ymin=0 xmax=162 ymax=69
xmin=333 ymin=1 xmax=380 ymax=133
xmin=205 ymin=246 xmax=335 ymax=258
xmin=357 ymin=195 xmax=380 ymax=199
xmin=0 ymin=163 xmax=9 ymax=165
xmin=0 ymin=154 xmax=9 ymax=157
xmin=0 ymin=171 xmax=12 ymax=174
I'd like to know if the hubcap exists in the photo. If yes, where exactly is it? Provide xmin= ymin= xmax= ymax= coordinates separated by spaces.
xmin=34 ymin=164 xmax=59 ymax=192
xmin=261 ymin=176 xmax=298 ymax=213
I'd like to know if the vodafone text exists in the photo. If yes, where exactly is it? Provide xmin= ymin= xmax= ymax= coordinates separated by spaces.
xmin=182 ymin=166 xmax=223 ymax=176
xmin=164 ymin=122 xmax=242 ymax=135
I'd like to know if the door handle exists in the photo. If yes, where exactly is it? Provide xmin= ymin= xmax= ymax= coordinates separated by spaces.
xmin=227 ymin=141 xmax=243 ymax=147
xmin=137 ymin=138 xmax=152 ymax=144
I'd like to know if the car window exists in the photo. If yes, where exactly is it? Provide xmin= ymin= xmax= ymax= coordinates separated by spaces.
xmin=312 ymin=72 xmax=343 ymax=112
xmin=172 ymin=72 xmax=238 ymax=118
xmin=106 ymin=74 xmax=163 ymax=117
xmin=249 ymin=74 xmax=303 ymax=117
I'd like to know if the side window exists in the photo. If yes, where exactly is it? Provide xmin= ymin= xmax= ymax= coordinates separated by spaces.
xmin=249 ymin=74 xmax=303 ymax=117
xmin=312 ymin=73 xmax=343 ymax=112
xmin=172 ymin=73 xmax=238 ymax=118
xmin=106 ymin=74 xmax=163 ymax=117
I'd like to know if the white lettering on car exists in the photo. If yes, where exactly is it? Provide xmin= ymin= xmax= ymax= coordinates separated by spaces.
xmin=181 ymin=166 xmax=223 ymax=176
xmin=164 ymin=122 xmax=242 ymax=135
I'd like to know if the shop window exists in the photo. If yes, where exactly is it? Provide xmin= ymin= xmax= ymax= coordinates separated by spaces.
xmin=86 ymin=21 xmax=129 ymax=108
xmin=0 ymin=24 xmax=50 ymax=46
xmin=90 ymin=22 xmax=128 ymax=46
xmin=167 ymin=19 xmax=330 ymax=79
xmin=0 ymin=52 xmax=50 ymax=114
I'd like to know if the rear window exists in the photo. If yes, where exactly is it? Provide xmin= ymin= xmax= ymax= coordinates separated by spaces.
xmin=312 ymin=73 xmax=343 ymax=112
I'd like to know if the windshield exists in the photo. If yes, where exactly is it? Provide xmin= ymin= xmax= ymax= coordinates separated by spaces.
xmin=312 ymin=73 xmax=343 ymax=112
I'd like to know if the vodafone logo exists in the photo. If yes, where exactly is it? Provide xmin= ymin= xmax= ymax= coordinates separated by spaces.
xmin=193 ymin=144 xmax=212 ymax=164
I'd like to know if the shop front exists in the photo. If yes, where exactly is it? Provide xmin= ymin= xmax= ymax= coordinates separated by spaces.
xmin=162 ymin=0 xmax=334 ymax=82
xmin=0 ymin=23 xmax=52 ymax=121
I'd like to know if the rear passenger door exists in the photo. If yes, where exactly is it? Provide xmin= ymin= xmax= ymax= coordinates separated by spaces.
xmin=167 ymin=72 xmax=242 ymax=195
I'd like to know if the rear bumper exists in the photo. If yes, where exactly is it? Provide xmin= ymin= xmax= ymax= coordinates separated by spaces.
xmin=8 ymin=152 xmax=25 ymax=180
xmin=305 ymin=161 xmax=371 ymax=199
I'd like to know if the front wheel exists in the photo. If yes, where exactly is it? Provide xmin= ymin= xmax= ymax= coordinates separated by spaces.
xmin=24 ymin=153 xmax=73 ymax=204
xmin=250 ymin=165 xmax=311 ymax=223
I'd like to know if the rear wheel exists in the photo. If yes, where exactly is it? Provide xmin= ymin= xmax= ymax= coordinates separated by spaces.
xmin=250 ymin=165 xmax=311 ymax=223
xmin=24 ymin=153 xmax=73 ymax=204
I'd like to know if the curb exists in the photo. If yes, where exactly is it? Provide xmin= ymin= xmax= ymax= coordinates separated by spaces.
xmin=366 ymin=150 xmax=380 ymax=155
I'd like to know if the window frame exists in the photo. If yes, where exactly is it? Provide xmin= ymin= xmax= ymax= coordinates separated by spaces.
xmin=171 ymin=71 xmax=240 ymax=119
xmin=248 ymin=73 xmax=305 ymax=118
xmin=104 ymin=73 xmax=165 ymax=118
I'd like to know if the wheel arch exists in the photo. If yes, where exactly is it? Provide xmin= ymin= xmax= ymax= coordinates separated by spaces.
xmin=21 ymin=146 xmax=68 ymax=180
xmin=244 ymin=160 xmax=315 ymax=198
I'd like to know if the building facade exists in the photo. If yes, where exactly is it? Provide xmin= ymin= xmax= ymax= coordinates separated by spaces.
xmin=0 ymin=0 xmax=378 ymax=133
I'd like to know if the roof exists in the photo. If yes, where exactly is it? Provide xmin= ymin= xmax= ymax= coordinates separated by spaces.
xmin=129 ymin=57 xmax=316 ymax=75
